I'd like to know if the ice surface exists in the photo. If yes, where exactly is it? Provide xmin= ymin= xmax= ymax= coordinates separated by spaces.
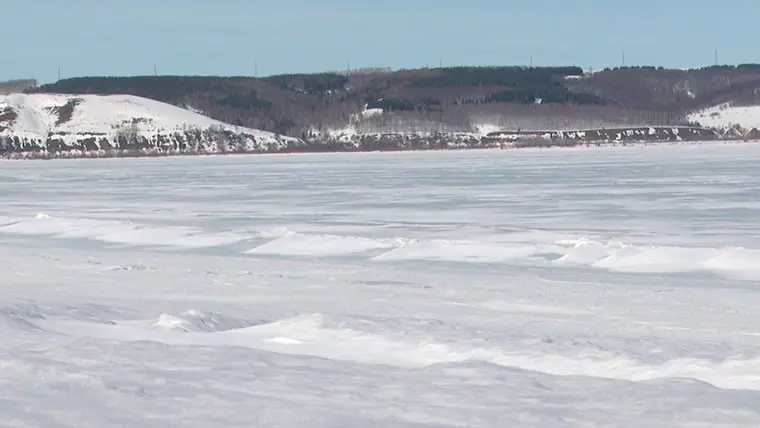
xmin=3 ymin=144 xmax=760 ymax=426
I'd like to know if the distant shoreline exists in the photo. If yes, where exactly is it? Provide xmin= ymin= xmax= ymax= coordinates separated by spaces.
xmin=2 ymin=134 xmax=756 ymax=162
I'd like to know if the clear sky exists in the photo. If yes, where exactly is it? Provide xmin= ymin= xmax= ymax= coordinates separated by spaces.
xmin=4 ymin=0 xmax=759 ymax=83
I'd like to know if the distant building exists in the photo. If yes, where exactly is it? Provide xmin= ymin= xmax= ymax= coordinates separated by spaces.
xmin=0 ymin=79 xmax=38 ymax=94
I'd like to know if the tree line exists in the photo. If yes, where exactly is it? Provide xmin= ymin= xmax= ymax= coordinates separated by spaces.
xmin=26 ymin=65 xmax=760 ymax=136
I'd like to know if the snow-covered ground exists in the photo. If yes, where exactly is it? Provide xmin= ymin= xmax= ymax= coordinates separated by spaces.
xmin=0 ymin=93 xmax=301 ymax=152
xmin=688 ymin=103 xmax=760 ymax=130
xmin=3 ymin=144 xmax=760 ymax=426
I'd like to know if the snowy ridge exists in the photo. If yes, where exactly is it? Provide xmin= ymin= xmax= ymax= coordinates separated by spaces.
xmin=0 ymin=93 xmax=304 ymax=156
xmin=688 ymin=103 xmax=760 ymax=132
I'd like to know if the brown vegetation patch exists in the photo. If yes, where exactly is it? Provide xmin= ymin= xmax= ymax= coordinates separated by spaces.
xmin=0 ymin=107 xmax=17 ymax=132
xmin=45 ymin=98 xmax=83 ymax=126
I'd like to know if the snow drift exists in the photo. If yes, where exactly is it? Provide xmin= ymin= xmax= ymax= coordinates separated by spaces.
xmin=0 ymin=93 xmax=304 ymax=157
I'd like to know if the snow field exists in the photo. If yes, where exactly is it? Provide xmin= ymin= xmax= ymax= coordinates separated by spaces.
xmin=3 ymin=143 xmax=760 ymax=426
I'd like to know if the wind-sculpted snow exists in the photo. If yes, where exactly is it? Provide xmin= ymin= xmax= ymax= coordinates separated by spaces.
xmin=3 ymin=144 xmax=760 ymax=426
xmin=2 ymin=214 xmax=760 ymax=281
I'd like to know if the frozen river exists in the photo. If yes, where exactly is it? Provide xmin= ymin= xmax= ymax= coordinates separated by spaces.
xmin=2 ymin=143 xmax=760 ymax=427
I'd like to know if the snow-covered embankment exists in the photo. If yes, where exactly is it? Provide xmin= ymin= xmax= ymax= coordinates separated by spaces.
xmin=0 ymin=93 xmax=304 ymax=158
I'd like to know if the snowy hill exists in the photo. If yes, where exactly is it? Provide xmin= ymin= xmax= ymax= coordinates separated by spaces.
xmin=0 ymin=94 xmax=304 ymax=157
xmin=687 ymin=103 xmax=760 ymax=132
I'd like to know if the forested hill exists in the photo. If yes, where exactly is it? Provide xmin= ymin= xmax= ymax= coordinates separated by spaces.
xmin=28 ymin=65 xmax=760 ymax=137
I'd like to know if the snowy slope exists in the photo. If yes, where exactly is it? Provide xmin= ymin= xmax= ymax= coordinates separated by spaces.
xmin=0 ymin=93 xmax=303 ymax=156
xmin=688 ymin=103 xmax=760 ymax=130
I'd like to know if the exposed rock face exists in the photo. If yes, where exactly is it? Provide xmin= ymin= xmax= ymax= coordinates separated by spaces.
xmin=0 ymin=128 xmax=306 ymax=158
xmin=299 ymin=126 xmax=723 ymax=153
xmin=483 ymin=126 xmax=720 ymax=144
xmin=303 ymin=132 xmax=489 ymax=152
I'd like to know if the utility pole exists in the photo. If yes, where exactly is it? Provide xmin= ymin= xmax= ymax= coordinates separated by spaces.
xmin=254 ymin=61 xmax=258 ymax=77
xmin=622 ymin=51 xmax=626 ymax=67
xmin=153 ymin=64 xmax=157 ymax=76
xmin=57 ymin=65 xmax=61 ymax=81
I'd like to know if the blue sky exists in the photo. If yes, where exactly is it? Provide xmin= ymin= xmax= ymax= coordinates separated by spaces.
xmin=4 ymin=0 xmax=759 ymax=83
